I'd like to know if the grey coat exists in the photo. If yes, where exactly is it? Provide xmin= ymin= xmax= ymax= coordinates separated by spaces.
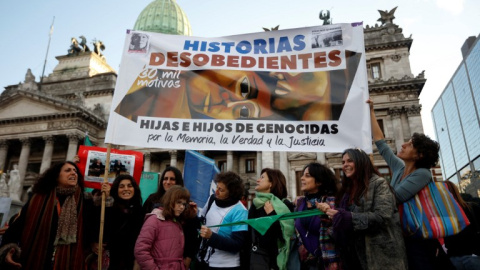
xmin=349 ymin=174 xmax=407 ymax=270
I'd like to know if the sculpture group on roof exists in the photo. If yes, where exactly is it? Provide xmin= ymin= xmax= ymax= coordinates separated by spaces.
xmin=67 ymin=36 xmax=106 ymax=60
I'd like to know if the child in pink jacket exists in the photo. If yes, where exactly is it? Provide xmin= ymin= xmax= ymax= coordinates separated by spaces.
xmin=135 ymin=186 xmax=193 ymax=270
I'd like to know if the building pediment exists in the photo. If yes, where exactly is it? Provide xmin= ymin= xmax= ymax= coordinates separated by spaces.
xmin=0 ymin=91 xmax=70 ymax=119
xmin=0 ymin=90 xmax=106 ymax=128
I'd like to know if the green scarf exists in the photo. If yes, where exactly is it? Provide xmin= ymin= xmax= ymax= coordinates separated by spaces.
xmin=253 ymin=192 xmax=294 ymax=270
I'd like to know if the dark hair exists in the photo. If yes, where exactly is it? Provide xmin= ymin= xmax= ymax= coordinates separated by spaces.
xmin=215 ymin=172 xmax=244 ymax=201
xmin=411 ymin=133 xmax=440 ymax=169
xmin=33 ymin=161 xmax=84 ymax=194
xmin=110 ymin=174 xmax=143 ymax=207
xmin=261 ymin=168 xmax=288 ymax=199
xmin=159 ymin=167 xmax=183 ymax=195
xmin=148 ymin=166 xmax=184 ymax=203
xmin=303 ymin=162 xmax=337 ymax=196
xmin=444 ymin=181 xmax=469 ymax=210
xmin=340 ymin=148 xmax=379 ymax=205
xmin=161 ymin=185 xmax=190 ymax=221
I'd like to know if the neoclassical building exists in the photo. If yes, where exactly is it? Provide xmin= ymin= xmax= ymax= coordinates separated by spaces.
xmin=0 ymin=3 xmax=430 ymax=207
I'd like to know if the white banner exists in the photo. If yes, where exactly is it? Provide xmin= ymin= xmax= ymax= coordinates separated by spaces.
xmin=106 ymin=23 xmax=372 ymax=153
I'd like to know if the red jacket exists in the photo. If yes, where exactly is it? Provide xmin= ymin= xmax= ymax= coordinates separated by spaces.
xmin=134 ymin=208 xmax=185 ymax=270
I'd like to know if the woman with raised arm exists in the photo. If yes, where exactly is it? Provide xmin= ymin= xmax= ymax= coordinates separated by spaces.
xmin=367 ymin=99 xmax=453 ymax=270
xmin=85 ymin=175 xmax=145 ymax=270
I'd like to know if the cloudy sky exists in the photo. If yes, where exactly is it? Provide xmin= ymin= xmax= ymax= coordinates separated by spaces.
xmin=0 ymin=0 xmax=478 ymax=139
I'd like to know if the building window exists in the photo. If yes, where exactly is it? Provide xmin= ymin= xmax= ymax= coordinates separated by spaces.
xmin=371 ymin=63 xmax=381 ymax=79
xmin=218 ymin=160 xmax=226 ymax=172
xmin=245 ymin=159 xmax=255 ymax=173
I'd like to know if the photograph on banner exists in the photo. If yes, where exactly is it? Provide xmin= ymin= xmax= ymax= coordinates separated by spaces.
xmin=106 ymin=23 xmax=372 ymax=153
xmin=76 ymin=146 xmax=144 ymax=189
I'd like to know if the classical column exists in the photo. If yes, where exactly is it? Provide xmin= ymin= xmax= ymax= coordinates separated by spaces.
xmin=40 ymin=136 xmax=55 ymax=173
xmin=66 ymin=134 xmax=79 ymax=161
xmin=262 ymin=151 xmax=274 ymax=169
xmin=0 ymin=140 xmax=9 ymax=171
xmin=169 ymin=150 xmax=177 ymax=168
xmin=144 ymin=152 xmax=151 ymax=172
xmin=406 ymin=105 xmax=423 ymax=135
xmin=279 ymin=151 xmax=288 ymax=182
xmin=316 ymin=152 xmax=326 ymax=164
xmin=256 ymin=151 xmax=262 ymax=178
xmin=227 ymin=151 xmax=233 ymax=171
xmin=18 ymin=138 xmax=31 ymax=185
xmin=389 ymin=107 xmax=405 ymax=152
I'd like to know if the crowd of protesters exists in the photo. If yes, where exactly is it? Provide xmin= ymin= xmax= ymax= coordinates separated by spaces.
xmin=0 ymin=100 xmax=479 ymax=270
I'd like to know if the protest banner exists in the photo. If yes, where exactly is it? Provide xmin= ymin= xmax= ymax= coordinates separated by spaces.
xmin=105 ymin=23 xmax=372 ymax=153
xmin=76 ymin=145 xmax=144 ymax=189
xmin=183 ymin=150 xmax=219 ymax=207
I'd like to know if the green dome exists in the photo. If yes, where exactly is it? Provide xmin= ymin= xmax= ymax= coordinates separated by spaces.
xmin=134 ymin=0 xmax=192 ymax=35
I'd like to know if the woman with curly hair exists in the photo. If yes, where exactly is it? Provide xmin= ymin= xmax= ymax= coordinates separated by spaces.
xmin=0 ymin=161 xmax=86 ymax=270
xmin=197 ymin=172 xmax=248 ymax=269
xmin=368 ymin=99 xmax=453 ymax=270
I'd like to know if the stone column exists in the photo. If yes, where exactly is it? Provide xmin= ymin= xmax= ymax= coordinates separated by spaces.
xmin=0 ymin=140 xmax=9 ymax=171
xmin=66 ymin=134 xmax=79 ymax=161
xmin=18 ymin=138 xmax=31 ymax=185
xmin=389 ymin=107 xmax=404 ymax=152
xmin=144 ymin=152 xmax=151 ymax=172
xmin=227 ymin=151 xmax=233 ymax=172
xmin=169 ymin=150 xmax=177 ymax=168
xmin=256 ymin=151 xmax=262 ymax=178
xmin=316 ymin=152 xmax=326 ymax=164
xmin=40 ymin=136 xmax=55 ymax=174
xmin=406 ymin=105 xmax=423 ymax=135
xmin=262 ymin=151 xmax=274 ymax=169
xmin=279 ymin=151 xmax=288 ymax=183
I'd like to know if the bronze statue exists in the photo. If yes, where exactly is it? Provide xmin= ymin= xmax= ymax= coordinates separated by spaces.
xmin=93 ymin=39 xmax=106 ymax=60
xmin=262 ymin=25 xmax=279 ymax=31
xmin=79 ymin=35 xmax=90 ymax=52
xmin=319 ymin=10 xmax=332 ymax=25
xmin=67 ymin=37 xmax=82 ymax=55
xmin=377 ymin=6 xmax=397 ymax=25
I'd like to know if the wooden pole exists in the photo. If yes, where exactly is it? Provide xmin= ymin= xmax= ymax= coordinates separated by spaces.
xmin=98 ymin=144 xmax=111 ymax=269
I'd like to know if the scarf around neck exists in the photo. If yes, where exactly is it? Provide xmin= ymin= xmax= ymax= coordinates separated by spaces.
xmin=54 ymin=186 xmax=78 ymax=245
xmin=214 ymin=195 xmax=238 ymax=208
xmin=253 ymin=192 xmax=294 ymax=270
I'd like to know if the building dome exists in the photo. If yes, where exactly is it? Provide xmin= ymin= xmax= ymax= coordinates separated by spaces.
xmin=133 ymin=0 xmax=192 ymax=36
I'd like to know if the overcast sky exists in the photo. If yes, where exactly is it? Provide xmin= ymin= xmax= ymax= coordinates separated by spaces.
xmin=1 ymin=0 xmax=478 ymax=140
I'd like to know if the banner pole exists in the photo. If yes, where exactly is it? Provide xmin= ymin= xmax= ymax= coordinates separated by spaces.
xmin=98 ymin=143 xmax=112 ymax=269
